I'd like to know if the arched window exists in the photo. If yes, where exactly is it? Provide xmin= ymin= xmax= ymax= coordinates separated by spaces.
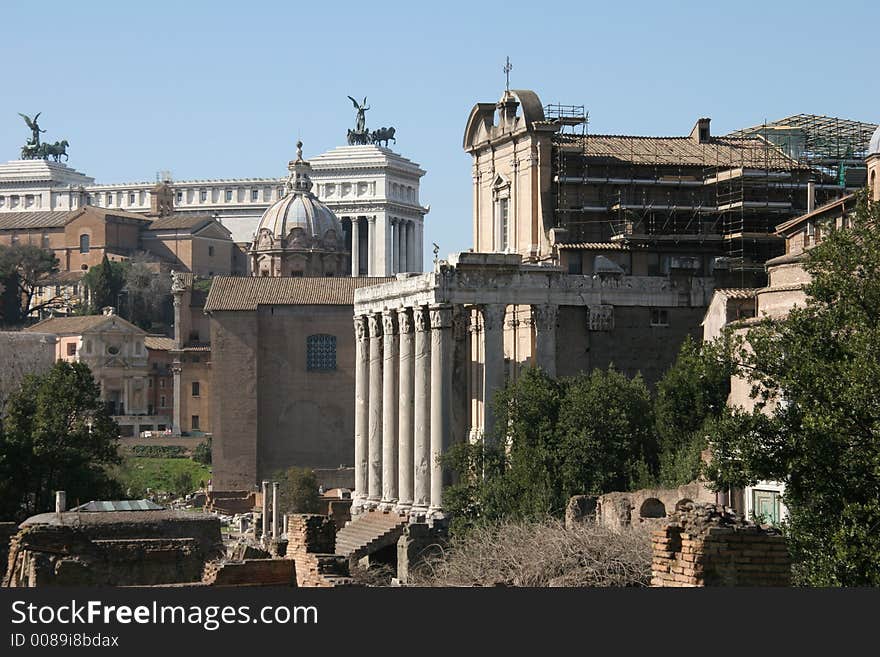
xmin=639 ymin=498 xmax=667 ymax=518
xmin=306 ymin=334 xmax=336 ymax=371
xmin=79 ymin=234 xmax=90 ymax=254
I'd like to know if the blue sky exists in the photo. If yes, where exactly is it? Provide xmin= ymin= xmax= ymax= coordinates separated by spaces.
xmin=2 ymin=0 xmax=878 ymax=266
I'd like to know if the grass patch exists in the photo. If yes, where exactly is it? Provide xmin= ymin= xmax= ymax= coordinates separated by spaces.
xmin=110 ymin=457 xmax=211 ymax=498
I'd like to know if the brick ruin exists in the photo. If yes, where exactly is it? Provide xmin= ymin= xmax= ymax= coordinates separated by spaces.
xmin=651 ymin=503 xmax=791 ymax=587
xmin=3 ymin=511 xmax=222 ymax=587
xmin=285 ymin=514 xmax=354 ymax=587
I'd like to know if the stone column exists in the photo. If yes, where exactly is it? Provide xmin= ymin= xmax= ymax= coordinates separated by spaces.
xmin=399 ymin=221 xmax=408 ymax=273
xmin=392 ymin=220 xmax=400 ymax=274
xmin=353 ymin=315 xmax=370 ymax=513
xmin=261 ymin=480 xmax=269 ymax=543
xmin=367 ymin=216 xmax=376 ymax=276
xmin=532 ymin=304 xmax=558 ymax=378
xmin=367 ymin=313 xmax=383 ymax=506
xmin=381 ymin=309 xmax=399 ymax=508
xmin=350 ymin=218 xmax=360 ymax=277
xmin=171 ymin=361 xmax=182 ymax=435
xmin=396 ymin=307 xmax=415 ymax=512
xmin=412 ymin=306 xmax=431 ymax=517
xmin=429 ymin=304 xmax=452 ymax=517
xmin=407 ymin=221 xmax=416 ymax=272
xmin=271 ymin=481 xmax=279 ymax=540
xmin=481 ymin=304 xmax=507 ymax=445
xmin=451 ymin=306 xmax=471 ymax=450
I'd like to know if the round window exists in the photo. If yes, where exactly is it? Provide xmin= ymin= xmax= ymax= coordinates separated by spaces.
xmin=107 ymin=345 xmax=120 ymax=355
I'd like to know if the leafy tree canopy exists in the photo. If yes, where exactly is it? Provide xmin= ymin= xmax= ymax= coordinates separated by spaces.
xmin=707 ymin=191 xmax=880 ymax=585
xmin=0 ymin=361 xmax=122 ymax=520
xmin=0 ymin=244 xmax=61 ymax=324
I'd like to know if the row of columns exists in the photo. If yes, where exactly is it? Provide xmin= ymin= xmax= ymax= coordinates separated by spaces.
xmin=346 ymin=216 xmax=421 ymax=276
xmin=390 ymin=218 xmax=419 ymax=274
xmin=352 ymin=302 xmax=558 ymax=518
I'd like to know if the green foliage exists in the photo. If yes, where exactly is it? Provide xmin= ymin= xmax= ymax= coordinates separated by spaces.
xmin=83 ymin=254 xmax=125 ymax=312
xmin=706 ymin=191 xmax=880 ymax=585
xmin=0 ymin=244 xmax=60 ymax=323
xmin=109 ymin=457 xmax=211 ymax=498
xmin=0 ymin=361 xmax=122 ymax=519
xmin=654 ymin=335 xmax=735 ymax=486
xmin=122 ymin=255 xmax=172 ymax=330
xmin=171 ymin=470 xmax=194 ymax=497
xmin=444 ymin=367 xmax=657 ymax=533
xmin=276 ymin=466 xmax=321 ymax=515
xmin=192 ymin=437 xmax=212 ymax=465
xmin=129 ymin=444 xmax=186 ymax=458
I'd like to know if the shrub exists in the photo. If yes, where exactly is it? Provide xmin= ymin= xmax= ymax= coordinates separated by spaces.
xmin=411 ymin=518 xmax=652 ymax=587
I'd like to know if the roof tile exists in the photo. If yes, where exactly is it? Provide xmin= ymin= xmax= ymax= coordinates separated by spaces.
xmin=205 ymin=276 xmax=395 ymax=311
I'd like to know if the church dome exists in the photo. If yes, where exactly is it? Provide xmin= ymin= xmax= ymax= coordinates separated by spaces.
xmin=252 ymin=141 xmax=343 ymax=250
xmin=869 ymin=125 xmax=880 ymax=157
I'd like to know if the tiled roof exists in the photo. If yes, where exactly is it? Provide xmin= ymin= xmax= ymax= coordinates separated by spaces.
xmin=145 ymin=336 xmax=175 ymax=351
xmin=205 ymin=276 xmax=395 ymax=311
xmin=565 ymin=134 xmax=805 ymax=170
xmin=24 ymin=315 xmax=109 ymax=334
xmin=146 ymin=214 xmax=215 ymax=231
xmin=557 ymin=242 xmax=633 ymax=250
xmin=0 ymin=210 xmax=75 ymax=230
xmin=714 ymin=288 xmax=757 ymax=299
xmin=774 ymin=193 xmax=855 ymax=235
xmin=0 ymin=206 xmax=150 ymax=232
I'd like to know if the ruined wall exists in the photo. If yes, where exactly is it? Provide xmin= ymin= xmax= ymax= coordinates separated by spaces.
xmin=285 ymin=514 xmax=353 ymax=587
xmin=4 ymin=512 xmax=222 ymax=587
xmin=595 ymin=482 xmax=716 ymax=530
xmin=202 ymin=559 xmax=296 ymax=586
xmin=651 ymin=503 xmax=791 ymax=587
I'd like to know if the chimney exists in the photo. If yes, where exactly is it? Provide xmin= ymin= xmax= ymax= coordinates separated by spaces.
xmin=55 ymin=491 xmax=66 ymax=513
xmin=690 ymin=118 xmax=711 ymax=144
xmin=807 ymin=180 xmax=816 ymax=213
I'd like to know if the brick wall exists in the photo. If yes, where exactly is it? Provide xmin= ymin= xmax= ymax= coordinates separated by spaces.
xmin=651 ymin=503 xmax=791 ymax=587
xmin=202 ymin=559 xmax=296 ymax=586
xmin=285 ymin=514 xmax=354 ymax=587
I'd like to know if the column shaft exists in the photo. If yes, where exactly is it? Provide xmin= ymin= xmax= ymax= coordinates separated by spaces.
xmin=533 ymin=304 xmax=558 ymax=378
xmin=351 ymin=218 xmax=360 ymax=277
xmin=399 ymin=221 xmax=408 ymax=272
xmin=429 ymin=304 xmax=452 ymax=516
xmin=412 ymin=306 xmax=431 ymax=514
xmin=381 ymin=310 xmax=399 ymax=507
xmin=392 ymin=220 xmax=400 ymax=273
xmin=367 ymin=313 xmax=383 ymax=504
xmin=481 ymin=304 xmax=507 ymax=445
xmin=367 ymin=217 xmax=376 ymax=276
xmin=397 ymin=308 xmax=415 ymax=510
xmin=271 ymin=481 xmax=279 ymax=540
xmin=261 ymin=480 xmax=269 ymax=542
xmin=353 ymin=315 xmax=369 ymax=511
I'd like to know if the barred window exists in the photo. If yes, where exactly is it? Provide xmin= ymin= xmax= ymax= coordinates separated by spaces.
xmin=307 ymin=334 xmax=337 ymax=371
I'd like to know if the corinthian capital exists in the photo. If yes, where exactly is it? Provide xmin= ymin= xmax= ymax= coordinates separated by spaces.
xmin=429 ymin=304 xmax=453 ymax=330
xmin=354 ymin=315 xmax=369 ymax=342
xmin=368 ymin=313 xmax=384 ymax=338
xmin=532 ymin=304 xmax=558 ymax=331
xmin=480 ymin=304 xmax=507 ymax=332
xmin=397 ymin=307 xmax=414 ymax=334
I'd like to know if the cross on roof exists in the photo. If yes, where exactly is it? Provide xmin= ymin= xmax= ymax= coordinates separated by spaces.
xmin=503 ymin=56 xmax=512 ymax=92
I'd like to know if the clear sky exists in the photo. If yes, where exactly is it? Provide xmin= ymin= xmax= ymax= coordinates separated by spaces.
xmin=2 ymin=0 xmax=878 ymax=267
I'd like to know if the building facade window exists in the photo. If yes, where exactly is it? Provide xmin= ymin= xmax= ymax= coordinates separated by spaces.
xmin=191 ymin=381 xmax=200 ymax=397
xmin=225 ymin=190 xmax=233 ymax=202
xmin=160 ymin=395 xmax=166 ymax=408
xmin=306 ymin=334 xmax=337 ymax=371
xmin=191 ymin=415 xmax=200 ymax=430
xmin=160 ymin=379 xmax=166 ymax=389
xmin=200 ymin=190 xmax=207 ymax=202
xmin=208 ymin=245 xmax=215 ymax=257
xmin=79 ymin=234 xmax=90 ymax=253
xmin=251 ymin=189 xmax=259 ymax=202
xmin=66 ymin=343 xmax=76 ymax=356
xmin=128 ymin=192 xmax=136 ymax=205
xmin=650 ymin=308 xmax=669 ymax=326
xmin=176 ymin=191 xmax=183 ymax=203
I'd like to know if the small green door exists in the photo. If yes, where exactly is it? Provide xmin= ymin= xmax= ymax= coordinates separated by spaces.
xmin=752 ymin=490 xmax=780 ymax=525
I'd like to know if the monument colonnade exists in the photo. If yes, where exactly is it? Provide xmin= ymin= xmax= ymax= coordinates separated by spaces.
xmin=351 ymin=298 xmax=558 ymax=518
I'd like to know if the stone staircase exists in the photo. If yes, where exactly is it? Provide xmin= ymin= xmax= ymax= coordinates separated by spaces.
xmin=334 ymin=509 xmax=409 ymax=560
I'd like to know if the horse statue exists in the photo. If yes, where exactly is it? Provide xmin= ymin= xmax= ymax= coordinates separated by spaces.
xmin=347 ymin=128 xmax=370 ymax=146
xmin=370 ymin=127 xmax=396 ymax=148
xmin=40 ymin=140 xmax=70 ymax=162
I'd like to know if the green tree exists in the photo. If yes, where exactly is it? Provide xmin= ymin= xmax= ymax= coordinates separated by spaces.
xmin=83 ymin=254 xmax=125 ymax=313
xmin=172 ymin=470 xmax=194 ymax=497
xmin=444 ymin=367 xmax=658 ymax=532
xmin=193 ymin=437 xmax=212 ymax=465
xmin=276 ymin=467 xmax=321 ymax=514
xmin=706 ymin=191 xmax=880 ymax=586
xmin=0 ymin=361 xmax=122 ymax=520
xmin=0 ymin=244 xmax=61 ymax=324
xmin=654 ymin=335 xmax=735 ymax=486
xmin=123 ymin=255 xmax=172 ymax=329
